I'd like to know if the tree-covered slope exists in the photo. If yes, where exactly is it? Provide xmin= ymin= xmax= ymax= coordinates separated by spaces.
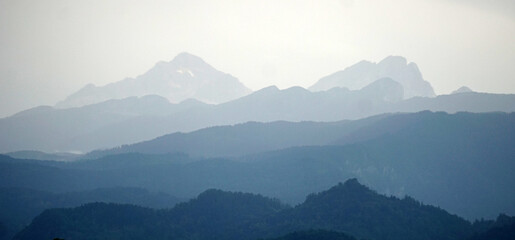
xmin=13 ymin=180 xmax=490 ymax=240
xmin=0 ymin=187 xmax=181 ymax=240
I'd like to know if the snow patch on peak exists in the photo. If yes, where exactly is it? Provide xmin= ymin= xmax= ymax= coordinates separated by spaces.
xmin=176 ymin=68 xmax=195 ymax=77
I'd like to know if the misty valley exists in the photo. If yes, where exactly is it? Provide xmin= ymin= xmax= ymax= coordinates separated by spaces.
xmin=1 ymin=53 xmax=514 ymax=240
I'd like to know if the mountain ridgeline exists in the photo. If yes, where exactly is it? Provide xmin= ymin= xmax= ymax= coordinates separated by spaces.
xmin=55 ymin=52 xmax=251 ymax=108
xmin=1 ymin=112 xmax=514 ymax=221
xmin=13 ymin=179 xmax=490 ymax=240
xmin=1 ymin=54 xmax=514 ymax=153
xmin=309 ymin=56 xmax=435 ymax=98
xmin=1 ymin=88 xmax=514 ymax=153
xmin=1 ymin=52 xmax=514 ymax=240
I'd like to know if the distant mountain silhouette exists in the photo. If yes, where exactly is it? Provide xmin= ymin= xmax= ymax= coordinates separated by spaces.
xmin=1 ymin=112 xmax=514 ymax=220
xmin=1 ymin=82 xmax=514 ymax=153
xmin=5 ymin=150 xmax=80 ymax=161
xmin=12 ymin=180 xmax=483 ymax=240
xmin=85 ymin=114 xmax=389 ymax=159
xmin=310 ymin=56 xmax=435 ymax=98
xmin=76 ymin=87 xmax=514 ymax=154
xmin=0 ymin=95 xmax=208 ymax=153
xmin=452 ymin=86 xmax=474 ymax=94
xmin=55 ymin=52 xmax=251 ymax=108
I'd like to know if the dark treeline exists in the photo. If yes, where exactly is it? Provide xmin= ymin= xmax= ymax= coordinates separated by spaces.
xmin=0 ymin=187 xmax=181 ymax=240
xmin=12 ymin=179 xmax=515 ymax=240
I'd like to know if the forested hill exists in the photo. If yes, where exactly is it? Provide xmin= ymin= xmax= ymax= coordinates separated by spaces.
xmin=13 ymin=179 xmax=496 ymax=240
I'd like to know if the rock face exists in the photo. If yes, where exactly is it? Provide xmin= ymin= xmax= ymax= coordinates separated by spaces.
xmin=56 ymin=52 xmax=251 ymax=108
xmin=309 ymin=56 xmax=435 ymax=99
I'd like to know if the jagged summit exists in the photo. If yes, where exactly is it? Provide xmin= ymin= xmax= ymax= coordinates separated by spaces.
xmin=55 ymin=53 xmax=251 ymax=109
xmin=309 ymin=56 xmax=435 ymax=99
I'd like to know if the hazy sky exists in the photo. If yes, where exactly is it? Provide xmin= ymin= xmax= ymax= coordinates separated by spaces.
xmin=0 ymin=0 xmax=514 ymax=117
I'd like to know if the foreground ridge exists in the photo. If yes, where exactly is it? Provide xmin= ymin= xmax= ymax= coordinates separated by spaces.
xmin=13 ymin=179 xmax=496 ymax=240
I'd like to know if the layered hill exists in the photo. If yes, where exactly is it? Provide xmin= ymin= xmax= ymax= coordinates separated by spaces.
xmin=85 ymin=114 xmax=389 ymax=158
xmin=0 ymin=95 xmax=208 ymax=152
xmin=1 ymin=81 xmax=514 ymax=153
xmin=1 ymin=112 xmax=514 ymax=220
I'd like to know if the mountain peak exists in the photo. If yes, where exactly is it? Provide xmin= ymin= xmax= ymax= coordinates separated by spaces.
xmin=378 ymin=55 xmax=408 ymax=66
xmin=55 ymin=52 xmax=251 ymax=108
xmin=255 ymin=85 xmax=280 ymax=94
xmin=331 ymin=178 xmax=372 ymax=194
xmin=303 ymin=179 xmax=375 ymax=205
xmin=171 ymin=52 xmax=207 ymax=66
xmin=310 ymin=56 xmax=434 ymax=99
xmin=451 ymin=86 xmax=473 ymax=94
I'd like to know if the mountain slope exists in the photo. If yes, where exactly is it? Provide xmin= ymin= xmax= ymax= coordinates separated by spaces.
xmin=13 ymin=189 xmax=287 ymax=240
xmin=466 ymin=214 xmax=515 ymax=240
xmin=271 ymin=179 xmax=472 ymax=240
xmin=310 ymin=56 xmax=435 ymax=98
xmin=0 ymin=95 xmax=208 ymax=152
xmin=85 ymin=114 xmax=389 ymax=159
xmin=56 ymin=52 xmax=251 ymax=108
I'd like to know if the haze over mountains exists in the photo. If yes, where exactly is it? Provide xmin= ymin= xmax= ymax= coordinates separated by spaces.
xmin=1 ymin=53 xmax=514 ymax=153
xmin=2 ymin=112 xmax=514 ymax=221
xmin=309 ymin=56 xmax=436 ymax=99
xmin=1 ymin=90 xmax=514 ymax=153
xmin=1 ymin=52 xmax=515 ymax=239
xmin=56 ymin=52 xmax=251 ymax=108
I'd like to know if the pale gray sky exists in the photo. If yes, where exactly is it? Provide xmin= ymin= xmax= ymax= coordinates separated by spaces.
xmin=0 ymin=0 xmax=514 ymax=117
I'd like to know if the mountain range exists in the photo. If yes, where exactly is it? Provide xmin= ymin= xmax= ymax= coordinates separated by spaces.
xmin=58 ymin=54 xmax=433 ymax=109
xmin=55 ymin=52 xmax=251 ymax=108
xmin=2 ymin=52 xmax=514 ymax=239
xmin=309 ymin=56 xmax=435 ymax=99
xmin=1 ymin=84 xmax=514 ymax=153
xmin=1 ymin=111 xmax=513 ymax=221
xmin=1 ymin=53 xmax=514 ymax=153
